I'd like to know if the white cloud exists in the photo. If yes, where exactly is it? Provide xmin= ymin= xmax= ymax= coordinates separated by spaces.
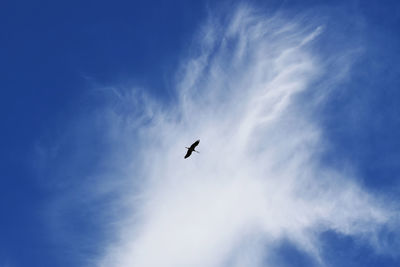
xmin=95 ymin=5 xmax=395 ymax=267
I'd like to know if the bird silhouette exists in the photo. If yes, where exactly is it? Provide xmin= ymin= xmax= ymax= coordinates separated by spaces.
xmin=184 ymin=139 xmax=200 ymax=159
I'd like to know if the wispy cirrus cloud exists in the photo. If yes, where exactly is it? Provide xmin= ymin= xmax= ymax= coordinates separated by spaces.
xmin=47 ymin=5 xmax=396 ymax=267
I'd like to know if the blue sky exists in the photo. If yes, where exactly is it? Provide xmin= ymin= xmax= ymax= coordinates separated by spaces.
xmin=1 ymin=1 xmax=400 ymax=267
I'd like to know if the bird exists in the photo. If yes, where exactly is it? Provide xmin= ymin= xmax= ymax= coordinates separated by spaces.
xmin=184 ymin=139 xmax=200 ymax=159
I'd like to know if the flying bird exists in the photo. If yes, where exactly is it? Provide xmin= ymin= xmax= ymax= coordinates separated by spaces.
xmin=184 ymin=139 xmax=200 ymax=159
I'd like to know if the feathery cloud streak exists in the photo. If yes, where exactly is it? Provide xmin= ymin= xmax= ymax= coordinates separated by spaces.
xmin=97 ymin=6 xmax=394 ymax=267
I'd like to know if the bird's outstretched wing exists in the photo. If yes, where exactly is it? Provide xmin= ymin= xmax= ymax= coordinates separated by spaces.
xmin=184 ymin=150 xmax=192 ymax=159
xmin=190 ymin=139 xmax=200 ymax=149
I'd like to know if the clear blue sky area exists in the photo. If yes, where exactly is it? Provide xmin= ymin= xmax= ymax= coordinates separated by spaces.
xmin=1 ymin=1 xmax=399 ymax=266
